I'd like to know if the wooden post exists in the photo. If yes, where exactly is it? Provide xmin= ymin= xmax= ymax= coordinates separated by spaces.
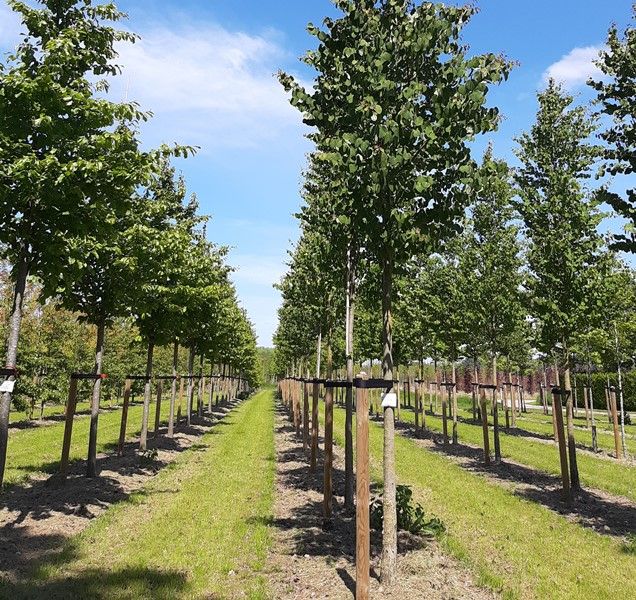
xmin=610 ymin=387 xmax=622 ymax=460
xmin=303 ymin=380 xmax=310 ymax=451
xmin=117 ymin=378 xmax=132 ymax=457
xmin=154 ymin=380 xmax=163 ymax=437
xmin=414 ymin=381 xmax=420 ymax=430
xmin=355 ymin=378 xmax=370 ymax=600
xmin=323 ymin=384 xmax=334 ymax=527
xmin=441 ymin=385 xmax=449 ymax=446
xmin=59 ymin=376 xmax=79 ymax=477
xmin=552 ymin=388 xmax=571 ymax=502
xmin=492 ymin=387 xmax=501 ymax=463
xmin=176 ymin=377 xmax=184 ymax=425
xmin=311 ymin=381 xmax=319 ymax=472
xmin=480 ymin=387 xmax=490 ymax=466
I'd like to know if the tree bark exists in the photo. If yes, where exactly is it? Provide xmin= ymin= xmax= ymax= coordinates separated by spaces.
xmin=139 ymin=342 xmax=155 ymax=451
xmin=87 ymin=319 xmax=106 ymax=477
xmin=0 ymin=256 xmax=29 ymax=486
xmin=168 ymin=341 xmax=178 ymax=437
xmin=380 ymin=253 xmax=397 ymax=586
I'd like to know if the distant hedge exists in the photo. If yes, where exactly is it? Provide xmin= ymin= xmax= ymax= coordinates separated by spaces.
xmin=573 ymin=373 xmax=636 ymax=412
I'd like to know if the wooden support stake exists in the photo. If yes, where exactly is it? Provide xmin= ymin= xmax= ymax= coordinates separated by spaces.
xmin=154 ymin=380 xmax=163 ymax=437
xmin=441 ymin=389 xmax=449 ymax=445
xmin=552 ymin=389 xmax=571 ymax=502
xmin=610 ymin=387 xmax=622 ymax=460
xmin=355 ymin=378 xmax=370 ymax=600
xmin=311 ymin=381 xmax=319 ymax=472
xmin=480 ymin=388 xmax=490 ymax=466
xmin=323 ymin=384 xmax=334 ymax=527
xmin=303 ymin=381 xmax=310 ymax=451
xmin=117 ymin=379 xmax=132 ymax=457
xmin=59 ymin=377 xmax=79 ymax=477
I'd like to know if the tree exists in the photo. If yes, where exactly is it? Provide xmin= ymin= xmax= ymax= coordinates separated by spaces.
xmin=280 ymin=0 xmax=512 ymax=582
xmin=515 ymin=80 xmax=604 ymax=495
xmin=590 ymin=5 xmax=636 ymax=252
xmin=0 ymin=0 xmax=155 ymax=486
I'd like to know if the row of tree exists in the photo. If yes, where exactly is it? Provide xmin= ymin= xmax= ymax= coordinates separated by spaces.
xmin=273 ymin=0 xmax=636 ymax=587
xmin=0 ymin=0 xmax=259 ymax=486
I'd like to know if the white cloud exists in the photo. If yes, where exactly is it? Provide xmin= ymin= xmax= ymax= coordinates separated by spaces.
xmin=231 ymin=253 xmax=287 ymax=288
xmin=542 ymin=45 xmax=604 ymax=90
xmin=109 ymin=23 xmax=308 ymax=150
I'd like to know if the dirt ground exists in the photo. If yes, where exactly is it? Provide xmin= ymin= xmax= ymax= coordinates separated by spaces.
xmin=0 ymin=401 xmax=239 ymax=583
xmin=265 ymin=404 xmax=497 ymax=600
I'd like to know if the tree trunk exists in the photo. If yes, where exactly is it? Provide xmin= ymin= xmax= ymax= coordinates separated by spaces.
xmin=168 ymin=341 xmax=178 ymax=437
xmin=139 ymin=342 xmax=155 ymax=451
xmin=614 ymin=323 xmax=628 ymax=457
xmin=0 ymin=256 xmax=29 ymax=486
xmin=380 ymin=253 xmax=397 ymax=586
xmin=198 ymin=355 xmax=204 ymax=418
xmin=344 ymin=249 xmax=355 ymax=511
xmin=87 ymin=319 xmax=106 ymax=477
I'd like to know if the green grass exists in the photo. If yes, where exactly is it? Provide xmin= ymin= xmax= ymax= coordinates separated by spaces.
xmin=3 ymin=389 xmax=276 ymax=600
xmin=4 ymin=392 xmax=196 ymax=486
xmin=327 ymin=402 xmax=636 ymax=600
xmin=391 ymin=400 xmax=636 ymax=501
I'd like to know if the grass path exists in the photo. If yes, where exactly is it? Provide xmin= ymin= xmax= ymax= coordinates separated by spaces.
xmin=327 ymin=403 xmax=636 ymax=600
xmin=4 ymin=389 xmax=276 ymax=600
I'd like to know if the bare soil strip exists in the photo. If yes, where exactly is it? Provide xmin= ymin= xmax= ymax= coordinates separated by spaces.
xmin=265 ymin=403 xmax=497 ymax=600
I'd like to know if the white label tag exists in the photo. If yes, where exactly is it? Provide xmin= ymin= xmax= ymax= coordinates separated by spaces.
xmin=381 ymin=392 xmax=397 ymax=408
xmin=0 ymin=380 xmax=16 ymax=393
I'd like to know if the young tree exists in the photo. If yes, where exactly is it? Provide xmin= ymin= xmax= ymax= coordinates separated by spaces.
xmin=280 ymin=0 xmax=512 ymax=582
xmin=515 ymin=80 xmax=604 ymax=495
xmin=0 ymin=0 xmax=151 ymax=485
xmin=590 ymin=6 xmax=636 ymax=252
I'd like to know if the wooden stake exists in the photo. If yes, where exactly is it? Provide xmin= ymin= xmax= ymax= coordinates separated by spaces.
xmin=59 ymin=376 xmax=79 ymax=477
xmin=480 ymin=388 xmax=490 ymax=466
xmin=154 ymin=380 xmax=163 ymax=437
xmin=355 ymin=377 xmax=370 ymax=600
xmin=552 ymin=389 xmax=571 ymax=502
xmin=323 ymin=384 xmax=334 ymax=526
xmin=303 ymin=381 xmax=310 ymax=452
xmin=610 ymin=387 xmax=622 ymax=460
xmin=117 ymin=379 xmax=132 ymax=457
xmin=311 ymin=381 xmax=319 ymax=472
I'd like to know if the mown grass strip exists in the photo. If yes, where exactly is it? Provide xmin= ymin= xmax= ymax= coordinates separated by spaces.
xmin=5 ymin=389 xmax=276 ymax=600
xmin=327 ymin=403 xmax=636 ymax=600
xmin=394 ymin=402 xmax=636 ymax=501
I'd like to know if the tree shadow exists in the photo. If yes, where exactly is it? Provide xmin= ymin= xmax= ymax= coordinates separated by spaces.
xmin=394 ymin=419 xmax=636 ymax=538
xmin=0 ymin=399 xmax=244 ymax=583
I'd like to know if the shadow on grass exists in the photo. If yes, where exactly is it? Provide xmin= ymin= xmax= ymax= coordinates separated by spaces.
xmin=1 ymin=562 xmax=191 ymax=600
xmin=393 ymin=416 xmax=636 ymax=538
xmin=0 ymin=400 xmax=243 ymax=584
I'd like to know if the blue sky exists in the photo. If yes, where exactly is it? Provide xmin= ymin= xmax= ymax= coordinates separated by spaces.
xmin=1 ymin=0 xmax=634 ymax=345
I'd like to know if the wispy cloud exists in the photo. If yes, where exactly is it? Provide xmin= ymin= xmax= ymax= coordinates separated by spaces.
xmin=230 ymin=253 xmax=287 ymax=288
xmin=107 ymin=22 xmax=308 ymax=151
xmin=542 ymin=45 xmax=604 ymax=90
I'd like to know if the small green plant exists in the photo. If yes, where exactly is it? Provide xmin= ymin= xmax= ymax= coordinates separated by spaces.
xmin=370 ymin=485 xmax=446 ymax=537
xmin=623 ymin=533 xmax=636 ymax=555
